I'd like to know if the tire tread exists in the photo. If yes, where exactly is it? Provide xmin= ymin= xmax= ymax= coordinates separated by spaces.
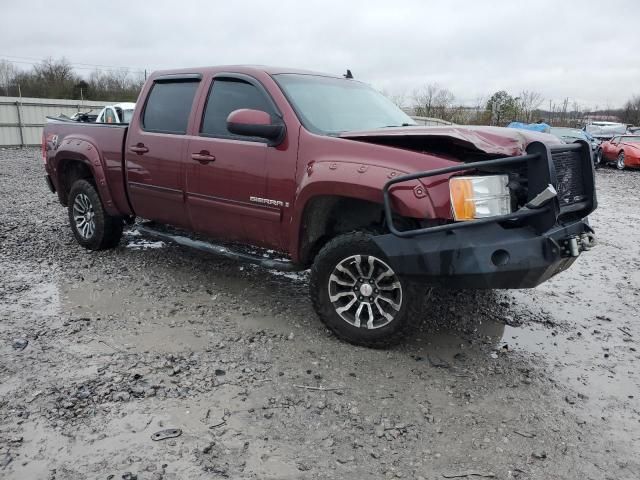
xmin=309 ymin=231 xmax=424 ymax=348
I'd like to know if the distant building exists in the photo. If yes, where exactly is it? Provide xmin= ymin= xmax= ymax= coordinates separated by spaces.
xmin=584 ymin=114 xmax=621 ymax=122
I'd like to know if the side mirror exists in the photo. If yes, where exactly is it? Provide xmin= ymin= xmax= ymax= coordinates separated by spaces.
xmin=226 ymin=109 xmax=285 ymax=145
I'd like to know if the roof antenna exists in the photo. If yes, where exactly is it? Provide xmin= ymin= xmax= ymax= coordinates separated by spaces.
xmin=344 ymin=69 xmax=353 ymax=79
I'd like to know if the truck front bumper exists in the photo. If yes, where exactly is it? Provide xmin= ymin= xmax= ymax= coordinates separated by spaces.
xmin=373 ymin=220 xmax=595 ymax=289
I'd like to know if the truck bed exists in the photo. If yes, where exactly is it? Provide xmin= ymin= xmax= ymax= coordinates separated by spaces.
xmin=44 ymin=118 xmax=132 ymax=216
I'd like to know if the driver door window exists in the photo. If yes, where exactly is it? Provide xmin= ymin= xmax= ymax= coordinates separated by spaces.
xmin=200 ymin=79 xmax=275 ymax=139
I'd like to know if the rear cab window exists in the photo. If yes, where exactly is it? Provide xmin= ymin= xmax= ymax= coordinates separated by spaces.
xmin=142 ymin=80 xmax=200 ymax=134
xmin=104 ymin=108 xmax=116 ymax=123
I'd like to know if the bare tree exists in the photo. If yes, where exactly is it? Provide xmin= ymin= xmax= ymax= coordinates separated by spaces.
xmin=0 ymin=59 xmax=17 ymax=96
xmin=559 ymin=98 xmax=569 ymax=125
xmin=517 ymin=90 xmax=543 ymax=123
xmin=621 ymin=95 xmax=640 ymax=126
xmin=380 ymin=88 xmax=407 ymax=109
xmin=412 ymin=83 xmax=455 ymax=120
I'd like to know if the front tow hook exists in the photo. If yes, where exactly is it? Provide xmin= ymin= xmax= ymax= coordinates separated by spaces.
xmin=579 ymin=232 xmax=597 ymax=251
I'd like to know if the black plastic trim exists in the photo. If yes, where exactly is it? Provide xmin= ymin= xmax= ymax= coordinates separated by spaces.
xmin=373 ymin=219 xmax=591 ymax=289
xmin=45 ymin=175 xmax=56 ymax=193
xmin=154 ymin=73 xmax=203 ymax=83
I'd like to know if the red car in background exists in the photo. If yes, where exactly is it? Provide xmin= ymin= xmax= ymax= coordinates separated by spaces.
xmin=599 ymin=135 xmax=640 ymax=170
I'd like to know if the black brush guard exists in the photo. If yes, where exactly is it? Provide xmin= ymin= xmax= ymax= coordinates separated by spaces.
xmin=373 ymin=140 xmax=597 ymax=288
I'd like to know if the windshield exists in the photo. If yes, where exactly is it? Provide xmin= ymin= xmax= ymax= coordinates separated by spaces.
xmin=123 ymin=109 xmax=135 ymax=123
xmin=621 ymin=136 xmax=640 ymax=143
xmin=274 ymin=74 xmax=416 ymax=134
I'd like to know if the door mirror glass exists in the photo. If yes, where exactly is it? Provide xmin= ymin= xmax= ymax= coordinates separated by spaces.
xmin=226 ymin=109 xmax=285 ymax=144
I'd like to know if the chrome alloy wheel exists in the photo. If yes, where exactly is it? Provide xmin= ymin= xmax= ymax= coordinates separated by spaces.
xmin=617 ymin=152 xmax=625 ymax=170
xmin=73 ymin=193 xmax=96 ymax=239
xmin=327 ymin=254 xmax=403 ymax=329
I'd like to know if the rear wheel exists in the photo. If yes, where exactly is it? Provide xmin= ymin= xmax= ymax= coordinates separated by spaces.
xmin=310 ymin=231 xmax=424 ymax=348
xmin=68 ymin=179 xmax=123 ymax=250
xmin=617 ymin=152 xmax=626 ymax=170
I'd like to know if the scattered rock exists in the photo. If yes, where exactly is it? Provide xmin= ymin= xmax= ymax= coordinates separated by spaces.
xmin=12 ymin=338 xmax=28 ymax=350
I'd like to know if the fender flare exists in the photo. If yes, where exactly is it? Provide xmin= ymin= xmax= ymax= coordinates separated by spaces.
xmin=53 ymin=136 xmax=119 ymax=216
xmin=287 ymin=161 xmax=438 ymax=261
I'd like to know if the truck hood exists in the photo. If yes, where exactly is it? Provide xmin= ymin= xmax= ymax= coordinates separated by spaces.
xmin=339 ymin=125 xmax=563 ymax=159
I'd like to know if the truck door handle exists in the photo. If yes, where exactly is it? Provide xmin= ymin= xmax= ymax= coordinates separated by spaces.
xmin=129 ymin=144 xmax=149 ymax=154
xmin=191 ymin=151 xmax=216 ymax=164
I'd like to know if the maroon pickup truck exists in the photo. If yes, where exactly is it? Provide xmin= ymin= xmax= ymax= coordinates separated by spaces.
xmin=43 ymin=66 xmax=597 ymax=347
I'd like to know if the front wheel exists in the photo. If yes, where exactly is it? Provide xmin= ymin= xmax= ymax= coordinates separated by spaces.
xmin=617 ymin=152 xmax=626 ymax=170
xmin=68 ymin=179 xmax=123 ymax=250
xmin=310 ymin=232 xmax=424 ymax=348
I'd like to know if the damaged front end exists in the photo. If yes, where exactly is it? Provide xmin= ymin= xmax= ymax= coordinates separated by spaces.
xmin=369 ymin=136 xmax=597 ymax=289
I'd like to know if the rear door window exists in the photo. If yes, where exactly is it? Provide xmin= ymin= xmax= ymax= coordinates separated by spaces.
xmin=200 ymin=79 xmax=274 ymax=139
xmin=143 ymin=80 xmax=199 ymax=134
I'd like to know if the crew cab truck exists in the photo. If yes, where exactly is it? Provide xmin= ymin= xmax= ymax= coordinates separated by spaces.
xmin=42 ymin=66 xmax=597 ymax=347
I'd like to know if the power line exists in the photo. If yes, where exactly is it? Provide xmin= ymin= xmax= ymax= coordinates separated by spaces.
xmin=0 ymin=55 xmax=147 ymax=75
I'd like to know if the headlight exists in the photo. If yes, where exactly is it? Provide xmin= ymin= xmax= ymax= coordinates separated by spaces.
xmin=450 ymin=175 xmax=511 ymax=221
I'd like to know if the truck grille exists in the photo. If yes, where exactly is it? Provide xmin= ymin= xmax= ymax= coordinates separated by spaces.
xmin=552 ymin=150 xmax=586 ymax=206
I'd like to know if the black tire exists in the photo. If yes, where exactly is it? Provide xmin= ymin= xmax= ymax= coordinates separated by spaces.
xmin=616 ymin=152 xmax=626 ymax=170
xmin=594 ymin=148 xmax=603 ymax=168
xmin=310 ymin=231 xmax=425 ymax=348
xmin=67 ymin=179 xmax=123 ymax=250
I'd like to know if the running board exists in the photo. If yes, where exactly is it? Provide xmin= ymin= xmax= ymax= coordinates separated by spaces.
xmin=135 ymin=225 xmax=304 ymax=272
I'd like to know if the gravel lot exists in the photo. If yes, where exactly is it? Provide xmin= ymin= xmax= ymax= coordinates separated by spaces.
xmin=1 ymin=148 xmax=639 ymax=480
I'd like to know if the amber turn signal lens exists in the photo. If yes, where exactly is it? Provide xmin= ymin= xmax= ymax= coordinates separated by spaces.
xmin=450 ymin=177 xmax=476 ymax=220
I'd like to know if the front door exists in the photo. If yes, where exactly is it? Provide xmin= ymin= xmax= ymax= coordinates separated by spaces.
xmin=603 ymin=136 xmax=620 ymax=162
xmin=185 ymin=76 xmax=284 ymax=249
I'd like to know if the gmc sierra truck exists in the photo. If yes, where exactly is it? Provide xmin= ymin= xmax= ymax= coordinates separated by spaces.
xmin=42 ymin=66 xmax=597 ymax=347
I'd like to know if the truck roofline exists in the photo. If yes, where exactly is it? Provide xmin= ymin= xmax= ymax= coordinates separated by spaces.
xmin=147 ymin=65 xmax=345 ymax=80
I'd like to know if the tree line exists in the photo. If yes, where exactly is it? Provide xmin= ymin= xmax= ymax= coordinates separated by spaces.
xmin=0 ymin=57 xmax=143 ymax=102
xmin=387 ymin=84 xmax=639 ymax=128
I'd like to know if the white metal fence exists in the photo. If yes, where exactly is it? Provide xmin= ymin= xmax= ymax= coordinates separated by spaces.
xmin=0 ymin=96 xmax=122 ymax=147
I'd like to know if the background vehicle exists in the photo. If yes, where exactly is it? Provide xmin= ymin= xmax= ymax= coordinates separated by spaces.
xmin=69 ymin=111 xmax=99 ymax=123
xmin=585 ymin=121 xmax=628 ymax=137
xmin=599 ymin=135 xmax=640 ymax=169
xmin=506 ymin=121 xmax=551 ymax=133
xmin=95 ymin=102 xmax=136 ymax=124
xmin=42 ymin=66 xmax=597 ymax=347
xmin=549 ymin=127 xmax=600 ymax=161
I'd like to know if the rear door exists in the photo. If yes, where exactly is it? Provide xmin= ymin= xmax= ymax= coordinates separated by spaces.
xmin=125 ymin=75 xmax=201 ymax=228
xmin=185 ymin=75 xmax=284 ymax=248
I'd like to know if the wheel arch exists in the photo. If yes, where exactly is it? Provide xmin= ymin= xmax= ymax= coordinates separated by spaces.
xmin=288 ymin=164 xmax=440 ymax=265
xmin=53 ymin=139 xmax=119 ymax=215
xmin=294 ymin=194 xmax=420 ymax=267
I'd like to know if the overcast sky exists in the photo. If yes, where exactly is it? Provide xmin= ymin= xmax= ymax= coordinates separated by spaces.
xmin=1 ymin=0 xmax=638 ymax=108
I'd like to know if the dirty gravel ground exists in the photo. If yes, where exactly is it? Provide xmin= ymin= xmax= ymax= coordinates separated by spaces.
xmin=1 ymin=148 xmax=639 ymax=480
